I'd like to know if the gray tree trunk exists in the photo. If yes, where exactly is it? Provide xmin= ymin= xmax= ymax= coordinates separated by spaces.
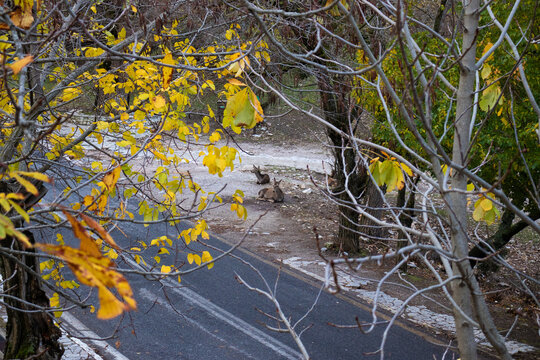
xmin=449 ymin=1 xmax=481 ymax=358
xmin=450 ymin=1 xmax=510 ymax=358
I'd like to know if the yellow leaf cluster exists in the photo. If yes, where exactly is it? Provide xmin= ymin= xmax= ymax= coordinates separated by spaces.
xmin=227 ymin=52 xmax=250 ymax=77
xmin=179 ymin=220 xmax=209 ymax=245
xmin=230 ymin=190 xmax=247 ymax=219
xmin=369 ymin=157 xmax=413 ymax=193
xmin=187 ymin=251 xmax=213 ymax=269
xmin=202 ymin=145 xmax=237 ymax=176
xmin=472 ymin=192 xmax=501 ymax=225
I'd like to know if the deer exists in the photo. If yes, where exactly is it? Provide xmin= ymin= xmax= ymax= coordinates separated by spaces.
xmin=257 ymin=178 xmax=284 ymax=203
xmin=250 ymin=165 xmax=270 ymax=184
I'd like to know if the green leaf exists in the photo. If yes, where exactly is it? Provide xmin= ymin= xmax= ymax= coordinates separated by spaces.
xmin=472 ymin=204 xmax=485 ymax=222
xmin=484 ymin=208 xmax=496 ymax=225
xmin=480 ymin=64 xmax=491 ymax=80
xmin=223 ymin=88 xmax=262 ymax=129
xmin=479 ymin=85 xmax=501 ymax=112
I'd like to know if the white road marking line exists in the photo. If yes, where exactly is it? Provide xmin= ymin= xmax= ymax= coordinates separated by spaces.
xmin=61 ymin=312 xmax=130 ymax=360
xmin=125 ymin=256 xmax=301 ymax=360
xmin=139 ymin=288 xmax=257 ymax=359
xmin=165 ymin=283 xmax=301 ymax=360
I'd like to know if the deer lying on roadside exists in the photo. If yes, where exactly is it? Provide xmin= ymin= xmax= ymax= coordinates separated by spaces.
xmin=251 ymin=165 xmax=270 ymax=184
xmin=257 ymin=178 xmax=284 ymax=203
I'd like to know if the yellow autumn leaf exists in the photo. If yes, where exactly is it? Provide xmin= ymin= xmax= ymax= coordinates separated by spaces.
xmin=481 ymin=42 xmax=494 ymax=61
xmin=399 ymin=163 xmax=413 ymax=177
xmin=15 ymin=171 xmax=51 ymax=183
xmin=480 ymin=198 xmax=493 ymax=211
xmin=97 ymin=286 xmax=126 ymax=319
xmin=36 ymin=240 xmax=137 ymax=320
xmin=228 ymin=52 xmax=250 ymax=77
xmin=103 ymin=167 xmax=121 ymax=191
xmin=158 ymin=247 xmax=170 ymax=255
xmin=223 ymin=87 xmax=263 ymax=129
xmin=117 ymin=27 xmax=126 ymax=41
xmin=80 ymin=213 xmax=120 ymax=250
xmin=151 ymin=95 xmax=167 ymax=111
xmin=472 ymin=203 xmax=485 ymax=222
xmin=161 ymin=52 xmax=175 ymax=89
xmin=201 ymin=251 xmax=214 ymax=269
xmin=481 ymin=63 xmax=492 ymax=80
xmin=11 ymin=173 xmax=38 ymax=195
xmin=161 ymin=265 xmax=171 ymax=273
xmin=0 ymin=214 xmax=31 ymax=247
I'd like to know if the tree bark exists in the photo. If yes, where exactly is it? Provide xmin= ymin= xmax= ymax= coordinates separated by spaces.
xmin=0 ymin=180 xmax=64 ymax=359
xmin=0 ymin=233 xmax=64 ymax=360
xmin=450 ymin=1 xmax=510 ymax=358
xmin=395 ymin=176 xmax=419 ymax=271
xmin=450 ymin=1 xmax=481 ymax=358
xmin=433 ymin=0 xmax=450 ymax=34
xmin=315 ymin=70 xmax=366 ymax=253
xmin=358 ymin=180 xmax=386 ymax=241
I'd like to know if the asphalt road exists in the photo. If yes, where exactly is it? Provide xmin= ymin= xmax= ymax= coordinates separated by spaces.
xmin=42 ymin=216 xmax=453 ymax=360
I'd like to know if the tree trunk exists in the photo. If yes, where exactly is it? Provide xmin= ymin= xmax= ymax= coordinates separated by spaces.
xmin=395 ymin=176 xmax=419 ymax=271
xmin=433 ymin=0 xmax=450 ymax=34
xmin=0 ymin=233 xmax=64 ymax=360
xmin=358 ymin=180 xmax=386 ymax=240
xmin=316 ymin=72 xmax=365 ymax=253
xmin=450 ymin=0 xmax=481 ymax=357
xmin=450 ymin=1 xmax=510 ymax=358
xmin=326 ymin=126 xmax=365 ymax=253
xmin=0 ymin=180 xmax=64 ymax=359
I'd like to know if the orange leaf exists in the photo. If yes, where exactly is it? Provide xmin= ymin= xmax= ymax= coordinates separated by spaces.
xmin=249 ymin=89 xmax=264 ymax=124
xmin=9 ymin=55 xmax=33 ymax=75
xmin=80 ymin=213 xmax=119 ymax=250
xmin=227 ymin=78 xmax=246 ymax=86
xmin=62 ymin=211 xmax=101 ymax=257
xmin=36 ymin=243 xmax=136 ymax=320
xmin=97 ymin=287 xmax=126 ymax=319
xmin=0 ymin=7 xmax=34 ymax=30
